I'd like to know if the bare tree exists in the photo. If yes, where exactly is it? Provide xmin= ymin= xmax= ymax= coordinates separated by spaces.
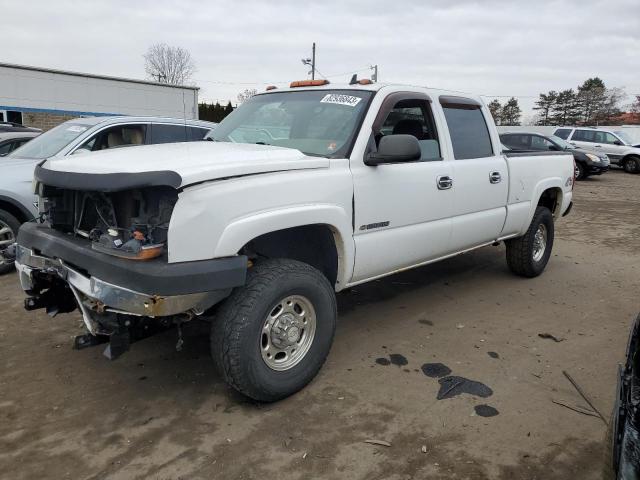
xmin=144 ymin=43 xmax=196 ymax=85
xmin=237 ymin=88 xmax=258 ymax=104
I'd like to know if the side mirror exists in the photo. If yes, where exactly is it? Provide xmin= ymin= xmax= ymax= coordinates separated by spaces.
xmin=548 ymin=145 xmax=558 ymax=151
xmin=365 ymin=134 xmax=421 ymax=166
xmin=614 ymin=140 xmax=623 ymax=146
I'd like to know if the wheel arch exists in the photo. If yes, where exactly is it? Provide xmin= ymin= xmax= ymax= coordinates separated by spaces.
xmin=0 ymin=195 xmax=35 ymax=224
xmin=214 ymin=205 xmax=354 ymax=290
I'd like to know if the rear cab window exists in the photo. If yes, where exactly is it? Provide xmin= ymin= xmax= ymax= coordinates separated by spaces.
xmin=150 ymin=124 xmax=189 ymax=144
xmin=440 ymin=96 xmax=493 ymax=159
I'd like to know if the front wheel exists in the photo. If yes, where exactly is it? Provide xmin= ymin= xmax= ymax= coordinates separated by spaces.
xmin=623 ymin=157 xmax=640 ymax=174
xmin=505 ymin=206 xmax=554 ymax=278
xmin=211 ymin=258 xmax=337 ymax=402
xmin=575 ymin=162 xmax=586 ymax=180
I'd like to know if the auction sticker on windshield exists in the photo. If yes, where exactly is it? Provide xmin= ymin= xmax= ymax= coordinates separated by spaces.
xmin=320 ymin=94 xmax=362 ymax=107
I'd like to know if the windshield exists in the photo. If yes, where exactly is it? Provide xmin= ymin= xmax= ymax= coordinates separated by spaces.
xmin=9 ymin=122 xmax=91 ymax=159
xmin=207 ymin=89 xmax=374 ymax=157
xmin=614 ymin=131 xmax=634 ymax=145
xmin=549 ymin=135 xmax=573 ymax=150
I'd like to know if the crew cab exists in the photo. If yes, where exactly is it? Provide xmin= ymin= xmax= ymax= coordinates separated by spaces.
xmin=13 ymin=81 xmax=574 ymax=401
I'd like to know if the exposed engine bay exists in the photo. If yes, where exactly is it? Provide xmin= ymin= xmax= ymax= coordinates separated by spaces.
xmin=39 ymin=184 xmax=178 ymax=260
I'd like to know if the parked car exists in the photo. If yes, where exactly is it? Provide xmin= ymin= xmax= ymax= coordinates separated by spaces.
xmin=13 ymin=81 xmax=573 ymax=401
xmin=0 ymin=121 xmax=41 ymax=133
xmin=0 ymin=131 xmax=40 ymax=157
xmin=500 ymin=131 xmax=609 ymax=180
xmin=605 ymin=313 xmax=640 ymax=480
xmin=0 ymin=116 xmax=217 ymax=274
xmin=554 ymin=127 xmax=640 ymax=174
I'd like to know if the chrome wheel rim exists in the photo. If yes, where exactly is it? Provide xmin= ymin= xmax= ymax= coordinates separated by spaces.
xmin=0 ymin=220 xmax=15 ymax=265
xmin=574 ymin=164 xmax=581 ymax=179
xmin=532 ymin=224 xmax=547 ymax=263
xmin=261 ymin=295 xmax=316 ymax=371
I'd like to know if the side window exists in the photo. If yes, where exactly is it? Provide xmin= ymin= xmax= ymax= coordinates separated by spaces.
xmin=377 ymin=98 xmax=441 ymax=161
xmin=77 ymin=124 xmax=146 ymax=152
xmin=151 ymin=124 xmax=188 ymax=144
xmin=442 ymin=104 xmax=493 ymax=159
xmin=188 ymin=127 xmax=210 ymax=141
xmin=10 ymin=139 xmax=29 ymax=152
xmin=0 ymin=142 xmax=12 ymax=155
xmin=572 ymin=129 xmax=594 ymax=142
xmin=604 ymin=132 xmax=620 ymax=145
xmin=530 ymin=136 xmax=554 ymax=150
xmin=554 ymin=129 xmax=571 ymax=140
xmin=502 ymin=134 xmax=530 ymax=149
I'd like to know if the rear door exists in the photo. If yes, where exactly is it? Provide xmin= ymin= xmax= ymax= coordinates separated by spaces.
xmin=594 ymin=131 xmax=627 ymax=163
xmin=439 ymin=96 xmax=508 ymax=251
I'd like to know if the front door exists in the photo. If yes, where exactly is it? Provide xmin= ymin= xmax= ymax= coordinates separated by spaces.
xmin=351 ymin=93 xmax=454 ymax=283
xmin=439 ymin=97 xmax=509 ymax=251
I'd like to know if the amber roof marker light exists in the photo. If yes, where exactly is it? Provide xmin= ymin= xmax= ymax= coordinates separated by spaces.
xmin=290 ymin=79 xmax=330 ymax=88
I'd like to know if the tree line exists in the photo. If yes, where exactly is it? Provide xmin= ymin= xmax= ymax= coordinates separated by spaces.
xmin=198 ymin=101 xmax=234 ymax=123
xmin=532 ymin=77 xmax=625 ymax=126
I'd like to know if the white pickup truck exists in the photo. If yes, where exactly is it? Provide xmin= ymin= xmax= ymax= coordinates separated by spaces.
xmin=14 ymin=80 xmax=573 ymax=401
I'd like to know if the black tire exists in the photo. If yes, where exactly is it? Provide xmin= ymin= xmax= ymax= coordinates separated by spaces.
xmin=0 ymin=209 xmax=21 ymax=275
xmin=575 ymin=162 xmax=586 ymax=180
xmin=211 ymin=258 xmax=337 ymax=402
xmin=505 ymin=206 xmax=554 ymax=278
xmin=623 ymin=156 xmax=640 ymax=174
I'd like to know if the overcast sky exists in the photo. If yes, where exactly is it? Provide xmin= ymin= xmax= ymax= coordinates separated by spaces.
xmin=3 ymin=0 xmax=639 ymax=120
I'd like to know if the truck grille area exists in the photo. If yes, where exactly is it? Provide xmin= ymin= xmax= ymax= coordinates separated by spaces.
xmin=39 ymin=185 xmax=178 ymax=259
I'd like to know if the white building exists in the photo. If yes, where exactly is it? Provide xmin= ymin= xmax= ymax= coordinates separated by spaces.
xmin=0 ymin=62 xmax=199 ymax=130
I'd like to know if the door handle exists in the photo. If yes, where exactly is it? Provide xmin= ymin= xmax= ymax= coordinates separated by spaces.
xmin=594 ymin=145 xmax=602 ymax=148
xmin=437 ymin=175 xmax=453 ymax=190
xmin=489 ymin=171 xmax=502 ymax=184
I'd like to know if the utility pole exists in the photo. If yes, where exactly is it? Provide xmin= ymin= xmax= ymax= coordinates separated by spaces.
xmin=370 ymin=64 xmax=378 ymax=83
xmin=301 ymin=43 xmax=316 ymax=80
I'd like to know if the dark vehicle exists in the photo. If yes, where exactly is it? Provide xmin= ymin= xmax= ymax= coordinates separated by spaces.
xmin=605 ymin=313 xmax=640 ymax=480
xmin=0 ymin=131 xmax=40 ymax=157
xmin=500 ymin=132 xmax=609 ymax=180
xmin=0 ymin=121 xmax=41 ymax=133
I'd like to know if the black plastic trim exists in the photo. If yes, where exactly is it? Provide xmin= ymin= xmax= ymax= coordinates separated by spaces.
xmin=18 ymin=223 xmax=247 ymax=296
xmin=439 ymin=95 xmax=482 ymax=108
xmin=35 ymin=165 xmax=182 ymax=192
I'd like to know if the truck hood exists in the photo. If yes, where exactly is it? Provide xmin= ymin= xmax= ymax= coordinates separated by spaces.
xmin=41 ymin=141 xmax=329 ymax=187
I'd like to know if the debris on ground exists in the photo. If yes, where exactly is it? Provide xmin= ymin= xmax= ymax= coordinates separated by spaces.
xmin=551 ymin=399 xmax=600 ymax=419
xmin=562 ymin=370 xmax=607 ymax=425
xmin=538 ymin=333 xmax=565 ymax=342
xmin=364 ymin=439 xmax=392 ymax=447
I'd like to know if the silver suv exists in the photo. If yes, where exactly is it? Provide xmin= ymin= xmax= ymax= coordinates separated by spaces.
xmin=553 ymin=127 xmax=640 ymax=173
xmin=0 ymin=116 xmax=216 ymax=274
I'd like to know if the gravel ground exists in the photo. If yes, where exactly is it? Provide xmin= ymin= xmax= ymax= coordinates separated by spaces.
xmin=1 ymin=169 xmax=638 ymax=480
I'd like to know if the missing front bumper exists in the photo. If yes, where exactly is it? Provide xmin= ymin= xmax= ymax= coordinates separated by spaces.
xmin=16 ymin=245 xmax=232 ymax=333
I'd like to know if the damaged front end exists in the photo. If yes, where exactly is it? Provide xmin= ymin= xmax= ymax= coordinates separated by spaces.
xmin=16 ymin=170 xmax=246 ymax=359
xmin=610 ymin=313 xmax=640 ymax=480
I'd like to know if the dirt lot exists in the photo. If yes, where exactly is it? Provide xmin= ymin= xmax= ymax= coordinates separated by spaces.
xmin=1 ymin=169 xmax=638 ymax=480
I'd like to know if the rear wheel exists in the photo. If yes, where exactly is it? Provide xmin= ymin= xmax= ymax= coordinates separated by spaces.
xmin=211 ymin=258 xmax=337 ymax=402
xmin=0 ymin=209 xmax=20 ymax=275
xmin=506 ymin=206 xmax=554 ymax=278
xmin=623 ymin=156 xmax=640 ymax=174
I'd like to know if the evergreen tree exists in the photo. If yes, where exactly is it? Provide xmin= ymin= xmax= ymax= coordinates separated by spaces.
xmin=533 ymin=91 xmax=557 ymax=125
xmin=487 ymin=99 xmax=502 ymax=125
xmin=499 ymin=97 xmax=521 ymax=126
xmin=576 ymin=78 xmax=607 ymax=125
xmin=550 ymin=89 xmax=579 ymax=126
